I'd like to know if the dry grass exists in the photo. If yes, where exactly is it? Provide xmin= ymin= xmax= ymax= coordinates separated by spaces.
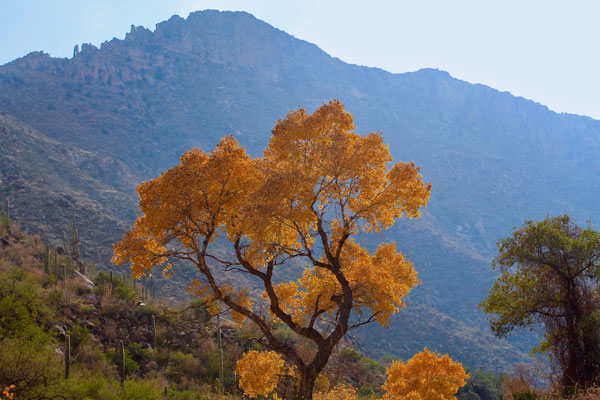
xmin=575 ymin=388 xmax=600 ymax=400
xmin=539 ymin=387 xmax=600 ymax=400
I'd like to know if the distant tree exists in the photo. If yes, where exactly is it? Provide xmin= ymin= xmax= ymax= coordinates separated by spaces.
xmin=382 ymin=348 xmax=468 ymax=400
xmin=112 ymin=100 xmax=431 ymax=400
xmin=457 ymin=368 xmax=503 ymax=400
xmin=481 ymin=214 xmax=600 ymax=389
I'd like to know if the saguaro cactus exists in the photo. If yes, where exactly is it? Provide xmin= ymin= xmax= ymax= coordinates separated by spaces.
xmin=0 ymin=199 xmax=10 ymax=229
xmin=119 ymin=340 xmax=126 ymax=383
xmin=65 ymin=334 xmax=71 ymax=379
xmin=62 ymin=231 xmax=68 ymax=255
xmin=70 ymin=214 xmax=79 ymax=258
xmin=217 ymin=314 xmax=224 ymax=394
xmin=44 ymin=245 xmax=50 ymax=274
xmin=152 ymin=314 xmax=157 ymax=351
xmin=53 ymin=252 xmax=58 ymax=282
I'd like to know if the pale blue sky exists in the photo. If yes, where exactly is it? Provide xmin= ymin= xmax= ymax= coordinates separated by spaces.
xmin=2 ymin=0 xmax=599 ymax=119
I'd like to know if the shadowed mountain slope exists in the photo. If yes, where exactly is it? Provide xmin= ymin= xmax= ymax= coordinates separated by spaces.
xmin=2 ymin=9 xmax=599 ymax=367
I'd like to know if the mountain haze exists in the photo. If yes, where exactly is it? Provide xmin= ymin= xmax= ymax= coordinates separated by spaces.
xmin=2 ymin=10 xmax=600 ymax=369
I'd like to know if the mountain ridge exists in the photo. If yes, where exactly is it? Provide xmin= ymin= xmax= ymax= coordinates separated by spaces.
xmin=5 ymin=10 xmax=595 ymax=124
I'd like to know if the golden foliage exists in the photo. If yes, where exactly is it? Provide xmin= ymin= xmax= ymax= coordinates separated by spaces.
xmin=382 ymin=348 xmax=468 ymax=400
xmin=268 ymin=240 xmax=419 ymax=327
xmin=1 ymin=385 xmax=15 ymax=400
xmin=112 ymin=135 xmax=259 ymax=278
xmin=314 ymin=383 xmax=359 ymax=400
xmin=113 ymin=100 xmax=429 ymax=324
xmin=235 ymin=350 xmax=285 ymax=398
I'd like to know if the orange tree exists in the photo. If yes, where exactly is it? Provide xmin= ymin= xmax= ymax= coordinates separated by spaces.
xmin=112 ymin=100 xmax=431 ymax=400
xmin=382 ymin=348 xmax=468 ymax=400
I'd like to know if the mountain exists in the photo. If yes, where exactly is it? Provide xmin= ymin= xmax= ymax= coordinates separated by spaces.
xmin=0 ymin=114 xmax=137 ymax=262
xmin=2 ymin=9 xmax=599 ymax=368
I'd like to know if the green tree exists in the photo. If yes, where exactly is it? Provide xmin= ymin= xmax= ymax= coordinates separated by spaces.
xmin=457 ymin=369 xmax=502 ymax=400
xmin=480 ymin=214 xmax=600 ymax=389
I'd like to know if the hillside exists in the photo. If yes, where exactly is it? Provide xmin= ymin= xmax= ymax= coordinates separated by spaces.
xmin=2 ymin=9 xmax=599 ymax=367
xmin=0 ymin=114 xmax=137 ymax=262
xmin=0 ymin=225 xmax=506 ymax=399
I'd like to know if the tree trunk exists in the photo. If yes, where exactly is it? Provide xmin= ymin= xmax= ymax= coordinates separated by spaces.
xmin=563 ymin=280 xmax=585 ymax=389
xmin=296 ymin=370 xmax=317 ymax=400
xmin=563 ymin=316 xmax=579 ymax=389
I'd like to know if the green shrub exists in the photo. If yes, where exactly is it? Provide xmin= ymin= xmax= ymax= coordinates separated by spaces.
xmin=47 ymin=288 xmax=66 ymax=311
xmin=114 ymin=284 xmax=136 ymax=302
xmin=513 ymin=391 xmax=537 ymax=400
xmin=127 ymin=342 xmax=152 ymax=364
xmin=68 ymin=322 xmax=90 ymax=354
xmin=0 ymin=267 xmax=54 ymax=338
xmin=54 ymin=374 xmax=165 ymax=400
xmin=117 ymin=378 xmax=164 ymax=400
xmin=106 ymin=348 xmax=139 ymax=375
xmin=94 ymin=271 xmax=136 ymax=302
xmin=165 ymin=351 xmax=203 ymax=383
xmin=0 ymin=335 xmax=61 ymax=398
xmin=358 ymin=385 xmax=377 ymax=397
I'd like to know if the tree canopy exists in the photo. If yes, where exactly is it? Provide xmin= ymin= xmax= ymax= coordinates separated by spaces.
xmin=112 ymin=100 xmax=431 ymax=399
xmin=480 ymin=214 xmax=600 ymax=389
xmin=382 ymin=348 xmax=468 ymax=400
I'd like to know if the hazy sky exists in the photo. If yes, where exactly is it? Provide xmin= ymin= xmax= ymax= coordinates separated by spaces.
xmin=2 ymin=0 xmax=599 ymax=119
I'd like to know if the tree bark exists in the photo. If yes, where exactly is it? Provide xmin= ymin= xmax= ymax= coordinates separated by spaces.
xmin=296 ymin=369 xmax=318 ymax=400
xmin=563 ymin=279 xmax=586 ymax=389
xmin=563 ymin=316 xmax=578 ymax=389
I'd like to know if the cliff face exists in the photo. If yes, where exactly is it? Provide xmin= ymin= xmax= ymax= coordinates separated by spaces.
xmin=2 ymin=9 xmax=600 ymax=367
